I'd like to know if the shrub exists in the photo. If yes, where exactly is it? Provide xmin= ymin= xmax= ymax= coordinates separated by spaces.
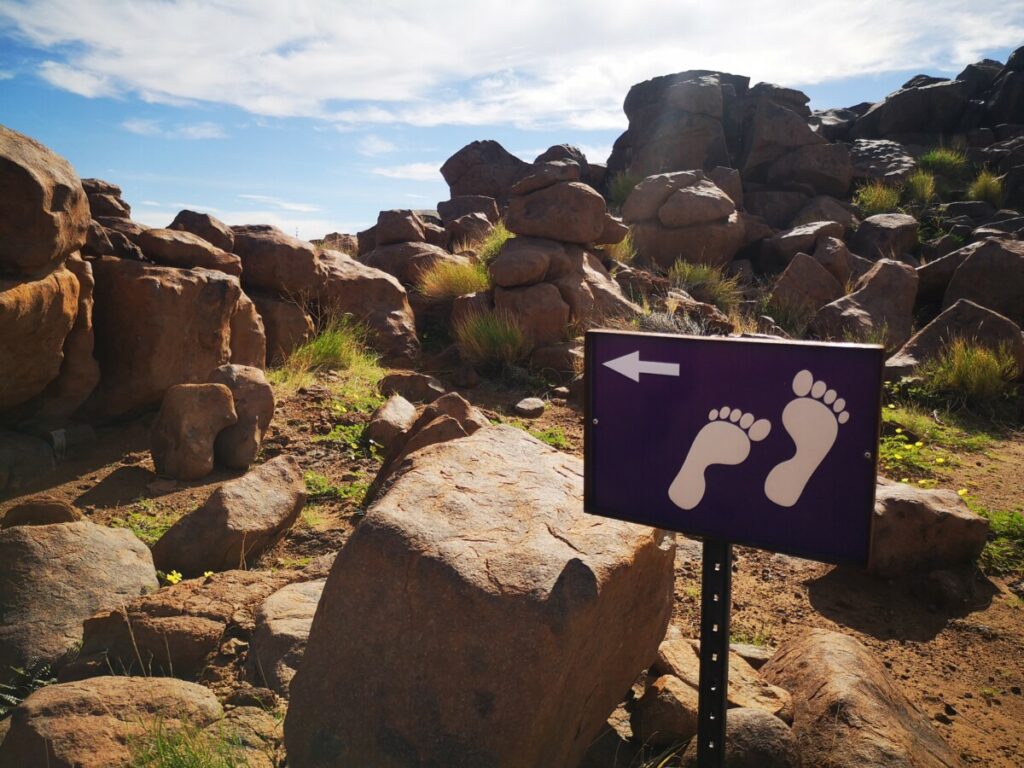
xmin=268 ymin=314 xmax=382 ymax=394
xmin=607 ymin=171 xmax=640 ymax=212
xmin=853 ymin=181 xmax=902 ymax=216
xmin=917 ymin=147 xmax=968 ymax=179
xmin=129 ymin=721 xmax=246 ymax=768
xmin=417 ymin=260 xmax=490 ymax=301
xmin=475 ymin=220 xmax=512 ymax=264
xmin=606 ymin=229 xmax=637 ymax=265
xmin=967 ymin=169 xmax=1004 ymax=208
xmin=667 ymin=261 xmax=741 ymax=314
xmin=1 ymin=663 xmax=55 ymax=720
xmin=454 ymin=310 xmax=532 ymax=370
xmin=915 ymin=338 xmax=1019 ymax=414
xmin=904 ymin=170 xmax=936 ymax=204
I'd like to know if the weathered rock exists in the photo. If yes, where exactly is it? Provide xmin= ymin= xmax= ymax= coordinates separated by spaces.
xmin=247 ymin=579 xmax=325 ymax=696
xmin=680 ymin=707 xmax=800 ymax=768
xmin=762 ymin=629 xmax=961 ymax=768
xmin=707 ymin=166 xmax=743 ymax=207
xmin=852 ymin=80 xmax=969 ymax=139
xmin=206 ymin=706 xmax=282 ymax=768
xmin=150 ymin=383 xmax=238 ymax=481
xmin=66 ymin=569 xmax=295 ymax=681
xmin=321 ymin=231 xmax=359 ymax=254
xmin=744 ymin=189 xmax=807 ymax=229
xmin=494 ymin=282 xmax=571 ymax=345
xmin=740 ymin=97 xmax=826 ymax=178
xmin=792 ymin=196 xmax=860 ymax=234
xmin=812 ymin=236 xmax=855 ymax=285
xmin=445 ymin=211 xmax=493 ymax=247
xmin=168 ymin=209 xmax=235 ymax=251
xmin=440 ymin=140 xmax=530 ymax=203
xmin=851 ymin=213 xmax=919 ymax=261
xmin=364 ymin=241 xmax=465 ymax=287
xmin=0 ymin=265 xmax=79 ymax=412
xmin=366 ymin=394 xmax=417 ymax=450
xmin=551 ymin=250 xmax=642 ymax=325
xmin=850 ymin=139 xmax=917 ymax=182
xmin=621 ymin=171 xmax=701 ymax=223
xmin=506 ymin=181 xmax=607 ymax=244
xmin=379 ymin=371 xmax=445 ymax=403
xmin=658 ymin=179 xmax=736 ymax=228
xmin=887 ymin=299 xmax=1024 ymax=379
xmin=0 ymin=431 xmax=56 ymax=493
xmin=437 ymin=195 xmax=500 ymax=226
xmin=870 ymin=479 xmax=990 ymax=577
xmin=86 ymin=192 xmax=130 ymax=219
xmin=770 ymin=252 xmax=844 ymax=312
xmin=232 ymin=224 xmax=326 ymax=295
xmin=595 ymin=213 xmax=629 ymax=245
xmin=765 ymin=142 xmax=853 ymax=197
xmin=137 ymin=227 xmax=242 ymax=276
xmin=285 ymin=426 xmax=675 ymax=768
xmin=765 ymin=221 xmax=845 ymax=265
xmin=633 ymin=212 xmax=745 ymax=269
xmin=942 ymin=237 xmax=1024 ymax=324
xmin=207 ymin=364 xmax=275 ymax=469
xmin=668 ymin=290 xmax=734 ymax=334
xmin=514 ymin=397 xmax=545 ymax=418
xmin=1 ymin=496 xmax=81 ymax=528
xmin=489 ymin=236 xmax=557 ymax=287
xmin=152 ymin=456 xmax=305 ymax=575
xmin=0 ymin=124 xmax=89 ymax=276
xmin=91 ymin=258 xmax=242 ymax=418
xmin=631 ymin=674 xmax=699 ymax=748
xmin=317 ymin=249 xmax=420 ymax=364
xmin=530 ymin=342 xmax=584 ymax=378
xmin=0 ymin=677 xmax=223 ymax=768
xmin=813 ymin=259 xmax=918 ymax=348
xmin=510 ymin=160 xmax=582 ymax=195
xmin=252 ymin=294 xmax=314 ymax=365
xmin=228 ymin=290 xmax=267 ymax=369
xmin=376 ymin=209 xmax=426 ymax=246
xmin=0 ymin=521 xmax=157 ymax=675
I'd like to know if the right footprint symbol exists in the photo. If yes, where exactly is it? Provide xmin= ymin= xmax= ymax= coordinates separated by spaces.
xmin=764 ymin=369 xmax=849 ymax=508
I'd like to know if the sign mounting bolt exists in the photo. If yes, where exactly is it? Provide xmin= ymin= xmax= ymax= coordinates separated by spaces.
xmin=592 ymin=418 xmax=599 ymax=425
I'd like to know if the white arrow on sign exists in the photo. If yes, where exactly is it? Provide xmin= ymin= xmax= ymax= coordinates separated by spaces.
xmin=603 ymin=351 xmax=680 ymax=382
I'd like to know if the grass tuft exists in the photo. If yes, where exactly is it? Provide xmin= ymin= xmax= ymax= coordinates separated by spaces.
xmin=606 ymin=229 xmax=637 ymax=265
xmin=129 ymin=721 xmax=246 ymax=768
xmin=416 ymin=259 xmax=490 ymax=301
xmin=110 ymin=500 xmax=178 ymax=546
xmin=268 ymin=314 xmax=382 ymax=396
xmin=914 ymin=339 xmax=1019 ymax=415
xmin=917 ymin=147 xmax=968 ymax=179
xmin=474 ymin=220 xmax=512 ymax=264
xmin=904 ymin=169 xmax=936 ymax=204
xmin=607 ymin=171 xmax=640 ymax=213
xmin=967 ymin=169 xmax=1004 ymax=208
xmin=969 ymin=501 xmax=1024 ymax=577
xmin=853 ymin=181 xmax=902 ymax=216
xmin=667 ymin=262 xmax=741 ymax=314
xmin=454 ymin=310 xmax=532 ymax=370
xmin=1 ymin=663 xmax=56 ymax=719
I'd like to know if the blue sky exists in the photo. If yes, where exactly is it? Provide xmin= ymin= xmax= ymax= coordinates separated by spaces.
xmin=1 ymin=1 xmax=1021 ymax=239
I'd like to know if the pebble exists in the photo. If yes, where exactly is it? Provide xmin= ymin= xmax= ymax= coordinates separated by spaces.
xmin=513 ymin=397 xmax=545 ymax=418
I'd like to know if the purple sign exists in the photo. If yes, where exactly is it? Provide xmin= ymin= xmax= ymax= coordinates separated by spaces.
xmin=584 ymin=330 xmax=884 ymax=565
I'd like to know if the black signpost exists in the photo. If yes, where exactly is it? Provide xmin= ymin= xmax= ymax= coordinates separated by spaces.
xmin=584 ymin=330 xmax=883 ymax=767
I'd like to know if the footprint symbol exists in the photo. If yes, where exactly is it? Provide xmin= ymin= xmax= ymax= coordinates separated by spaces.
xmin=668 ymin=406 xmax=772 ymax=510
xmin=764 ymin=370 xmax=849 ymax=508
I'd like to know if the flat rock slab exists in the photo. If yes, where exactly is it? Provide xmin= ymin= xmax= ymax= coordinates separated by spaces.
xmin=247 ymin=578 xmax=325 ymax=696
xmin=285 ymin=425 xmax=676 ymax=768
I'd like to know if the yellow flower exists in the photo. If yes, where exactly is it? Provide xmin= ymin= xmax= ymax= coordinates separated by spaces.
xmin=957 ymin=489 xmax=968 ymax=497
xmin=895 ymin=428 xmax=903 ymax=434
xmin=165 ymin=570 xmax=183 ymax=585
xmin=894 ymin=454 xmax=904 ymax=460
xmin=888 ymin=404 xmax=896 ymax=409
xmin=915 ymin=441 xmax=924 ymax=448
xmin=935 ymin=457 xmax=946 ymax=465
xmin=917 ymin=479 xmax=927 ymax=485
xmin=203 ymin=571 xmax=214 ymax=578
xmin=901 ymin=477 xmax=909 ymax=483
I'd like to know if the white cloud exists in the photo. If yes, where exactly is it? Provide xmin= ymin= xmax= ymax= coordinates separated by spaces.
xmin=357 ymin=134 xmax=397 ymax=156
xmin=121 ymin=117 xmax=226 ymax=139
xmin=176 ymin=121 xmax=226 ymax=139
xmin=237 ymin=193 xmax=321 ymax=213
xmin=131 ymin=204 xmax=365 ymax=241
xmin=0 ymin=70 xmax=14 ymax=80
xmin=121 ymin=118 xmax=161 ymax=135
xmin=370 ymin=162 xmax=442 ymax=182
xmin=6 ymin=2 xmax=1023 ymax=128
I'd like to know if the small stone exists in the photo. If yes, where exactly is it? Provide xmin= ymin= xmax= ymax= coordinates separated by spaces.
xmin=514 ymin=397 xmax=546 ymax=418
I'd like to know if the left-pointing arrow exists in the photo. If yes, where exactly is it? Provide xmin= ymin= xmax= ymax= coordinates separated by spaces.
xmin=603 ymin=350 xmax=680 ymax=382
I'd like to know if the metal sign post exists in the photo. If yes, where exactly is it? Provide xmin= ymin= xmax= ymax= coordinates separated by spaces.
xmin=583 ymin=329 xmax=884 ymax=765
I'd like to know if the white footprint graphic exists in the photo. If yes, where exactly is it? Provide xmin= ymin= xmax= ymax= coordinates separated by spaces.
xmin=669 ymin=406 xmax=772 ymax=510
xmin=764 ymin=369 xmax=849 ymax=508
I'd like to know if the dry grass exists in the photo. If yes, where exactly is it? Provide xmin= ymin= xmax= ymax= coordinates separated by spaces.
xmin=453 ymin=310 xmax=533 ymax=370
xmin=667 ymin=261 xmax=741 ymax=313
xmin=606 ymin=229 xmax=637 ymax=265
xmin=967 ymin=169 xmax=1004 ymax=208
xmin=267 ymin=314 xmax=383 ymax=396
xmin=416 ymin=259 xmax=490 ymax=300
xmin=853 ymin=181 xmax=902 ymax=216
xmin=904 ymin=170 xmax=936 ymax=204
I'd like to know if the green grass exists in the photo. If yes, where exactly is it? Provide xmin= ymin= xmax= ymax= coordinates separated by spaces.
xmin=303 ymin=470 xmax=369 ymax=505
xmin=129 ymin=721 xmax=247 ymax=768
xmin=518 ymin=422 xmax=572 ymax=451
xmin=730 ymin=625 xmax=771 ymax=647
xmin=879 ymin=401 xmax=995 ymax=484
xmin=761 ymin=296 xmax=816 ymax=339
xmin=918 ymin=147 xmax=968 ymax=180
xmin=111 ymin=500 xmax=177 ymax=546
xmin=905 ymin=169 xmax=936 ymax=204
xmin=454 ymin=310 xmax=532 ymax=370
xmin=416 ymin=259 xmax=490 ymax=301
xmin=312 ymin=422 xmax=380 ymax=460
xmin=606 ymin=229 xmax=637 ymax=265
xmin=268 ymin=314 xmax=383 ymax=396
xmin=967 ymin=169 xmax=1004 ymax=208
xmin=913 ymin=339 xmax=1019 ymax=416
xmin=667 ymin=261 xmax=741 ymax=314
xmin=1 ymin=663 xmax=55 ymax=719
xmin=964 ymin=498 xmax=1024 ymax=577
xmin=853 ymin=181 xmax=902 ymax=216
xmin=607 ymin=171 xmax=640 ymax=212
xmin=474 ymin=220 xmax=512 ymax=264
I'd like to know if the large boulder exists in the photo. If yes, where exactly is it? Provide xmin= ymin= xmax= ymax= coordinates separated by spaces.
xmin=550 ymin=249 xmax=642 ymax=325
xmin=770 ymin=252 xmax=844 ymax=312
xmin=137 ymin=227 xmax=242 ymax=276
xmin=207 ymin=364 xmax=275 ymax=469
xmin=849 ymin=139 xmax=917 ymax=182
xmin=740 ymin=97 xmax=825 ymax=179
xmin=316 ymin=249 xmax=420 ymax=365
xmin=150 ymin=383 xmax=238 ymax=481
xmin=90 ymin=258 xmax=242 ymax=418
xmin=813 ymin=259 xmax=918 ymax=348
xmin=437 ymin=195 xmax=500 ymax=226
xmin=440 ymin=140 xmax=530 ymax=203
xmin=247 ymin=578 xmax=325 ymax=696
xmin=489 ymin=236 xmax=559 ymax=288
xmin=152 ymin=455 xmax=306 ymax=575
xmin=376 ymin=209 xmax=426 ymax=246
xmin=886 ymin=299 xmax=1024 ymax=379
xmin=510 ymin=160 xmax=582 ymax=195
xmin=764 ymin=221 xmax=845 ymax=266
xmin=942 ymin=237 xmax=1024 ymax=324
xmin=365 ymin=394 xmax=418 ymax=451
xmin=232 ymin=224 xmax=326 ymax=295
xmin=0 ymin=265 xmax=79 ymax=412
xmin=632 ymin=214 xmax=745 ymax=268
xmin=850 ymin=213 xmax=919 ymax=261
xmin=363 ymin=240 xmax=464 ymax=287
xmin=1 ymin=496 xmax=81 ymax=528
xmin=493 ymin=282 xmax=571 ymax=346
xmin=0 ymin=124 xmax=89 ymax=276
xmin=0 ymin=520 xmax=157 ymax=676
xmin=285 ymin=426 xmax=676 ymax=768
xmin=228 ymin=290 xmax=267 ymax=369
xmin=252 ymin=294 xmax=314 ymax=365
xmin=852 ymin=80 xmax=969 ymax=139
xmin=0 ymin=677 xmax=223 ymax=768
xmin=680 ymin=708 xmax=800 ymax=768
xmin=762 ymin=629 xmax=961 ymax=768
xmin=506 ymin=181 xmax=607 ymax=244
xmin=765 ymin=142 xmax=852 ymax=198
xmin=168 ymin=209 xmax=235 ymax=251
xmin=658 ymin=179 xmax=736 ymax=228
xmin=870 ymin=479 xmax=989 ymax=577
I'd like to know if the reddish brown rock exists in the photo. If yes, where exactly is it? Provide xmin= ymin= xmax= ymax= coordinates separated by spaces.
xmin=851 ymin=213 xmax=920 ymax=261
xmin=942 ymin=237 xmax=1024 ymax=324
xmin=252 ymin=294 xmax=314 ymax=365
xmin=247 ymin=579 xmax=325 ymax=696
xmin=813 ymin=259 xmax=918 ymax=348
xmin=631 ymin=674 xmax=699 ymax=748
xmin=232 ymin=224 xmax=326 ymax=295
xmin=229 ymin=290 xmax=268 ymax=369
xmin=365 ymin=394 xmax=417 ymax=451
xmin=510 ymin=160 xmax=582 ymax=195
xmin=740 ymin=97 xmax=826 ymax=178
xmin=488 ymin=236 xmax=557 ymax=288
xmin=1 ymin=496 xmax=81 ymax=528
xmin=770 ymin=252 xmax=845 ymax=312
xmin=152 ymin=456 xmax=305 ymax=575
xmin=363 ymin=241 xmax=464 ymax=287
xmin=622 ymin=171 xmax=701 ymax=223
xmin=138 ymin=227 xmax=242 ymax=276
xmin=378 ymin=371 xmax=446 ymax=403
xmin=150 ymin=383 xmax=238 ymax=481
xmin=440 ymin=140 xmax=530 ymax=203
xmin=208 ymin=364 xmax=275 ymax=469
xmin=765 ymin=142 xmax=853 ymax=198
xmin=766 ymin=221 xmax=846 ymax=265
xmin=168 ymin=209 xmax=235 ymax=251
xmin=657 ymin=179 xmax=736 ymax=228
xmin=285 ymin=426 xmax=675 ymax=768
xmin=506 ymin=181 xmax=607 ymax=244
xmin=437 ymin=195 xmax=500 ymax=226
xmin=632 ymin=212 xmax=745 ymax=269
xmin=0 ymin=124 xmax=89 ymax=276
xmin=375 ymin=209 xmax=426 ymax=246
xmin=494 ymin=282 xmax=571 ymax=346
